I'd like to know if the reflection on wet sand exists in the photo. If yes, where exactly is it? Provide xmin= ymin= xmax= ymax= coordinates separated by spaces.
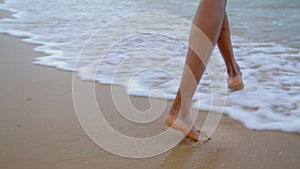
xmin=162 ymin=138 xmax=222 ymax=169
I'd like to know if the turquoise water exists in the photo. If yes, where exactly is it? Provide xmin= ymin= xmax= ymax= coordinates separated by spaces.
xmin=0 ymin=0 xmax=299 ymax=133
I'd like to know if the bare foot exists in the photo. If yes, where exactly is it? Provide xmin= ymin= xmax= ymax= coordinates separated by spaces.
xmin=228 ymin=74 xmax=244 ymax=90
xmin=228 ymin=65 xmax=244 ymax=90
xmin=165 ymin=113 xmax=209 ymax=142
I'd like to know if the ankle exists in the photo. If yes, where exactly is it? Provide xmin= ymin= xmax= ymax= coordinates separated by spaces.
xmin=168 ymin=106 xmax=187 ymax=117
xmin=227 ymin=63 xmax=242 ymax=78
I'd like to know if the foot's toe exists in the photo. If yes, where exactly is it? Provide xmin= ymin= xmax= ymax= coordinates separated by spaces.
xmin=228 ymin=76 xmax=244 ymax=90
xmin=186 ymin=127 xmax=210 ymax=142
xmin=186 ymin=130 xmax=201 ymax=142
xmin=228 ymin=82 xmax=244 ymax=90
xmin=199 ymin=132 xmax=210 ymax=142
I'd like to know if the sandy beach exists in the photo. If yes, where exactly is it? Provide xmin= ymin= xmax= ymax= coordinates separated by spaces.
xmin=1 ymin=6 xmax=300 ymax=169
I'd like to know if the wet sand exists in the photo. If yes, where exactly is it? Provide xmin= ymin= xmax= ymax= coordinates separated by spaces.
xmin=1 ymin=5 xmax=300 ymax=169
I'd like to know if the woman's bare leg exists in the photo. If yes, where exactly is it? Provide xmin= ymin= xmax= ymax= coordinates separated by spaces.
xmin=217 ymin=14 xmax=244 ymax=90
xmin=165 ymin=0 xmax=227 ymax=141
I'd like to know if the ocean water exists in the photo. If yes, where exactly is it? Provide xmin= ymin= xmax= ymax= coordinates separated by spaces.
xmin=0 ymin=0 xmax=299 ymax=133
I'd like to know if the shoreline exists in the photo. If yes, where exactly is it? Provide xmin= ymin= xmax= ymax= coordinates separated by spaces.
xmin=1 ymin=2 xmax=300 ymax=169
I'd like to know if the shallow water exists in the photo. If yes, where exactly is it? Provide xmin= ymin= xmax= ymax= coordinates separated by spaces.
xmin=0 ymin=0 xmax=299 ymax=133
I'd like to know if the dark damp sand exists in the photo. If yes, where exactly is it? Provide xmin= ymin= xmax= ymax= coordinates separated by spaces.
xmin=1 ymin=4 xmax=300 ymax=169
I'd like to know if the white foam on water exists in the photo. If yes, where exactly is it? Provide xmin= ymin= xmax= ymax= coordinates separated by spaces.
xmin=1 ymin=0 xmax=299 ymax=133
